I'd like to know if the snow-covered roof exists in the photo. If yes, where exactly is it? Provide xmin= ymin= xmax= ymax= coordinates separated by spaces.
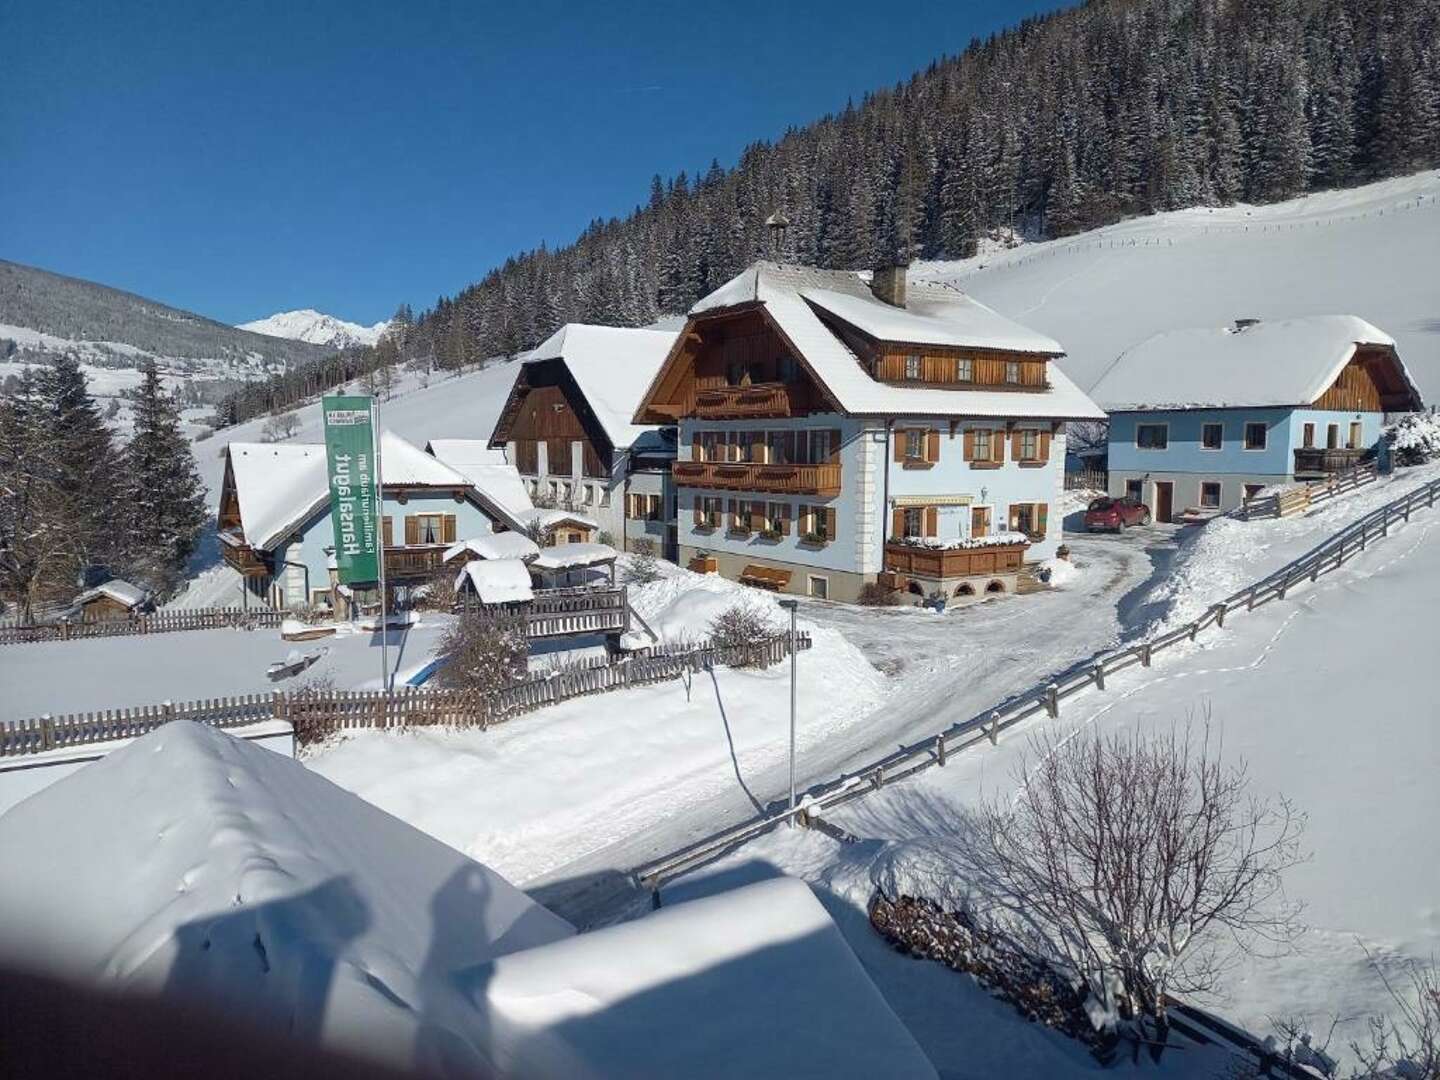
xmin=531 ymin=541 xmax=618 ymax=571
xmin=426 ymin=438 xmax=535 ymax=515
xmin=456 ymin=558 xmax=535 ymax=604
xmin=0 ymin=722 xmax=573 ymax=1074
xmin=524 ymin=507 xmax=599 ymax=532
xmin=225 ymin=442 xmax=331 ymax=552
xmin=477 ymin=878 xmax=939 ymax=1079
xmin=653 ymin=261 xmax=1101 ymax=422
xmin=73 ymin=579 xmax=150 ymax=609
xmin=225 ymin=431 xmax=527 ymax=551
xmin=444 ymin=531 xmax=541 ymax=564
xmin=524 ymin=323 xmax=679 ymax=448
xmin=1090 ymin=315 xmax=1419 ymax=412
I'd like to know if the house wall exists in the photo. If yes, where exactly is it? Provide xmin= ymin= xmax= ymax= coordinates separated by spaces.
xmin=623 ymin=467 xmax=674 ymax=558
xmin=508 ymin=438 xmax=624 ymax=540
xmin=883 ymin=419 xmax=1066 ymax=562
xmin=270 ymin=489 xmax=499 ymax=608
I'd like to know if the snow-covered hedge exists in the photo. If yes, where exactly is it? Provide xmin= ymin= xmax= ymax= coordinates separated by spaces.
xmin=1383 ymin=411 xmax=1440 ymax=466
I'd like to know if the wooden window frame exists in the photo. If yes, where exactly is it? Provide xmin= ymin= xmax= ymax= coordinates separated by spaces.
xmin=903 ymin=354 xmax=921 ymax=380
xmin=1004 ymin=360 xmax=1021 ymax=384
xmin=1019 ymin=428 xmax=1039 ymax=461
xmin=1347 ymin=421 xmax=1363 ymax=450
xmin=1242 ymin=421 xmax=1268 ymax=451
xmin=1199 ymin=481 xmax=1222 ymax=509
xmin=1201 ymin=422 xmax=1224 ymax=451
xmin=1301 ymin=422 xmax=1315 ymax=449
xmin=1135 ymin=422 xmax=1169 ymax=450
xmin=409 ymin=512 xmax=451 ymax=546
xmin=807 ymin=575 xmax=829 ymax=600
xmin=1326 ymin=423 xmax=1340 ymax=450
xmin=970 ymin=504 xmax=993 ymax=538
xmin=956 ymin=357 xmax=974 ymax=382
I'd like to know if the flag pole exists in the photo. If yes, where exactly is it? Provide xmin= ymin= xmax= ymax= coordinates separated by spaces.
xmin=371 ymin=398 xmax=391 ymax=692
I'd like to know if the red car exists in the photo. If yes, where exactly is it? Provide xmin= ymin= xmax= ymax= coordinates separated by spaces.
xmin=1084 ymin=496 xmax=1150 ymax=532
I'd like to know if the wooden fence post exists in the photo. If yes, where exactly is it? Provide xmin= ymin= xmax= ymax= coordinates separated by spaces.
xmin=1212 ymin=603 xmax=1226 ymax=629
xmin=988 ymin=711 xmax=1001 ymax=745
xmin=40 ymin=714 xmax=54 ymax=751
xmin=1045 ymin=684 xmax=1059 ymax=719
xmin=1140 ymin=643 xmax=1152 ymax=667
xmin=1093 ymin=664 xmax=1105 ymax=691
xmin=936 ymin=734 xmax=947 ymax=766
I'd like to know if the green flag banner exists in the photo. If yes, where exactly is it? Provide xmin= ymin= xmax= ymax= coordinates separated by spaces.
xmin=322 ymin=396 xmax=382 ymax=585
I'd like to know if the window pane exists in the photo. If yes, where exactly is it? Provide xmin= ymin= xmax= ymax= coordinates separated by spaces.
xmin=1200 ymin=482 xmax=1221 ymax=508
xmin=1202 ymin=423 xmax=1222 ymax=449
xmin=1137 ymin=424 xmax=1168 ymax=449
xmin=904 ymin=354 xmax=920 ymax=379
xmin=1244 ymin=423 xmax=1267 ymax=450
xmin=1005 ymin=361 xmax=1020 ymax=383
xmin=973 ymin=428 xmax=990 ymax=460
xmin=957 ymin=358 xmax=973 ymax=382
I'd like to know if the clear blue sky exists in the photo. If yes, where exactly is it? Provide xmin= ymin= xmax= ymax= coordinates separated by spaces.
xmin=2 ymin=0 xmax=1064 ymax=326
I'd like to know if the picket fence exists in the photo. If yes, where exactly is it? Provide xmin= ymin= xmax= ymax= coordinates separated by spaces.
xmin=633 ymin=472 xmax=1440 ymax=892
xmin=0 ymin=607 xmax=285 ymax=646
xmin=0 ymin=633 xmax=811 ymax=758
xmin=1238 ymin=460 xmax=1379 ymax=521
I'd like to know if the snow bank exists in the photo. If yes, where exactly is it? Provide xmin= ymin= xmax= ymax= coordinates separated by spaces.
xmin=476 ymin=878 xmax=938 ymax=1079
xmin=628 ymin=570 xmax=785 ymax=644
xmin=1041 ymin=557 xmax=1080 ymax=587
xmin=0 ymin=722 xmax=574 ymax=1075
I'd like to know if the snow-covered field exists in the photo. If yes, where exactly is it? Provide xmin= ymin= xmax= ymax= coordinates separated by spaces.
xmin=678 ymin=476 xmax=1440 ymax=1076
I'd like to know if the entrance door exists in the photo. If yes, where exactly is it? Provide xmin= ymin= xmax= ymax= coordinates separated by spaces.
xmin=1154 ymin=481 xmax=1174 ymax=524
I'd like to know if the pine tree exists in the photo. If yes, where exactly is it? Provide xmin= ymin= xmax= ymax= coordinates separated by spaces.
xmin=0 ymin=370 xmax=72 ymax=620
xmin=122 ymin=361 xmax=206 ymax=592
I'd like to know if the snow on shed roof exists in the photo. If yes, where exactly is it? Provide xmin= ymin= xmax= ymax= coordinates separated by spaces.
xmin=0 ymin=721 xmax=573 ymax=1075
xmin=426 ymin=438 xmax=535 ymax=516
xmin=524 ymin=323 xmax=678 ymax=448
xmin=456 ymin=558 xmax=535 ymax=604
xmin=671 ymin=262 xmax=1101 ymax=421
xmin=444 ymin=531 xmax=541 ymax=563
xmin=476 ymin=877 xmax=939 ymax=1079
xmin=74 ymin=579 xmax=150 ymax=609
xmin=1090 ymin=315 xmax=1416 ymax=411
xmin=531 ymin=541 xmax=617 ymax=571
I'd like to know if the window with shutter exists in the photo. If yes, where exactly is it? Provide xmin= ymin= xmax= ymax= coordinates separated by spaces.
xmin=925 ymin=430 xmax=940 ymax=463
xmin=991 ymin=430 xmax=1006 ymax=462
xmin=904 ymin=429 xmax=924 ymax=460
xmin=823 ymin=507 xmax=837 ymax=541
xmin=903 ymin=507 xmax=923 ymax=538
xmin=404 ymin=516 xmax=419 ymax=545
xmin=924 ymin=506 xmax=938 ymax=537
xmin=971 ymin=428 xmax=992 ymax=462
xmin=442 ymin=515 xmax=457 ymax=544
xmin=382 ymin=516 xmax=394 ymax=547
xmin=962 ymin=430 xmax=976 ymax=460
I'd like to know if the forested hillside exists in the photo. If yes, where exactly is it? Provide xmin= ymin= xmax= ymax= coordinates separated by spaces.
xmin=220 ymin=0 xmax=1440 ymax=423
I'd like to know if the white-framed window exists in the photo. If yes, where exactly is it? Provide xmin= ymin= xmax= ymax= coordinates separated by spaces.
xmin=1136 ymin=423 xmax=1169 ymax=450
xmin=1243 ymin=422 xmax=1267 ymax=450
xmin=904 ymin=428 xmax=925 ymax=460
xmin=1199 ymin=481 xmax=1222 ymax=509
xmin=807 ymin=575 xmax=829 ymax=600
xmin=971 ymin=427 xmax=993 ymax=461
xmin=1019 ymin=428 xmax=1039 ymax=461
xmin=1005 ymin=360 xmax=1020 ymax=384
xmin=956 ymin=357 xmax=974 ymax=382
xmin=1201 ymin=422 xmax=1223 ymax=450
xmin=904 ymin=354 xmax=921 ymax=380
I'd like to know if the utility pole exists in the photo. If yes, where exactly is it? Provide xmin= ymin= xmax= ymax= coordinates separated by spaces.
xmin=778 ymin=598 xmax=799 ymax=824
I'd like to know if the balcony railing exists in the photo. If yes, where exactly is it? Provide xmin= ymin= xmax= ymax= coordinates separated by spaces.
xmin=1294 ymin=447 xmax=1370 ymax=476
xmin=459 ymin=585 xmax=630 ymax=639
xmin=673 ymin=459 xmax=841 ymax=497
xmin=219 ymin=541 xmax=273 ymax=578
xmin=384 ymin=545 xmax=449 ymax=578
xmin=693 ymin=382 xmax=795 ymax=419
xmin=883 ymin=540 xmax=1028 ymax=580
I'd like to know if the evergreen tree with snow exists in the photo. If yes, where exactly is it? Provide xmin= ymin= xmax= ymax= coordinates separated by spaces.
xmin=121 ymin=361 xmax=206 ymax=592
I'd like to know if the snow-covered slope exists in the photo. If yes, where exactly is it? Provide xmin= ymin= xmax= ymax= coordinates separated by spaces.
xmin=238 ymin=308 xmax=390 ymax=349
xmin=0 ymin=721 xmax=575 ymax=1075
xmin=914 ymin=170 xmax=1440 ymax=399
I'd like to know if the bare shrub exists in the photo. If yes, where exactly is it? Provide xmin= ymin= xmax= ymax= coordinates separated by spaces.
xmin=955 ymin=719 xmax=1305 ymax=1055
xmin=1350 ymin=951 xmax=1440 ymax=1078
xmin=707 ymin=604 xmax=782 ymax=667
xmin=858 ymin=581 xmax=899 ymax=606
xmin=623 ymin=540 xmax=663 ymax=585
xmin=434 ymin=612 xmax=528 ymax=693
xmin=261 ymin=410 xmax=300 ymax=442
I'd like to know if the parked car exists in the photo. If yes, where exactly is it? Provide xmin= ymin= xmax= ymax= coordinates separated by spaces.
xmin=1084 ymin=496 xmax=1150 ymax=532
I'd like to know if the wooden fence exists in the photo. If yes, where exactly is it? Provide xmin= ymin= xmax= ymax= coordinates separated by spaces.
xmin=633 ymin=473 xmax=1440 ymax=892
xmin=0 ymin=633 xmax=812 ymax=758
xmin=1239 ymin=460 xmax=1379 ymax=521
xmin=1063 ymin=468 xmax=1108 ymax=492
xmin=0 ymin=608 xmax=285 ymax=646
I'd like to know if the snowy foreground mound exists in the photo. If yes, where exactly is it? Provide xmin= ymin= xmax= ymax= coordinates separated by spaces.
xmin=0 ymin=723 xmax=935 ymax=1078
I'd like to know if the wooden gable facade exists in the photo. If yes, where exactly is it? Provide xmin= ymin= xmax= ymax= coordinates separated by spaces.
xmin=491 ymin=358 xmax=614 ymax=477
xmin=1311 ymin=344 xmax=1419 ymax=412
xmin=636 ymin=305 xmax=836 ymax=424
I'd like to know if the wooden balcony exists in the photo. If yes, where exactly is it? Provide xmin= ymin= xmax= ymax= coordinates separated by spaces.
xmin=672 ymin=459 xmax=841 ymax=497
xmin=693 ymin=382 xmax=795 ymax=419
xmin=883 ymin=540 xmax=1028 ymax=580
xmin=384 ymin=545 xmax=448 ymax=578
xmin=219 ymin=536 xmax=273 ymax=579
xmin=1294 ymin=446 xmax=1370 ymax=477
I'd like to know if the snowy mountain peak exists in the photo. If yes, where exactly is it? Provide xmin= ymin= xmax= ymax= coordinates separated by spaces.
xmin=238 ymin=308 xmax=390 ymax=349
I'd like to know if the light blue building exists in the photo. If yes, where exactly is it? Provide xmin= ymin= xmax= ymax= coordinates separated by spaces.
xmin=1091 ymin=317 xmax=1422 ymax=518
xmin=219 ymin=431 xmax=526 ymax=609
xmin=633 ymin=261 xmax=1105 ymax=604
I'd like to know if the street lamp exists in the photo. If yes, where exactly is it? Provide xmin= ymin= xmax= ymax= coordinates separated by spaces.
xmin=777 ymin=598 xmax=799 ymax=824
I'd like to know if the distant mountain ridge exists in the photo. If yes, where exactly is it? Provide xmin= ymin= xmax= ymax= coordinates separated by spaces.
xmin=0 ymin=260 xmax=329 ymax=370
xmin=238 ymin=308 xmax=390 ymax=349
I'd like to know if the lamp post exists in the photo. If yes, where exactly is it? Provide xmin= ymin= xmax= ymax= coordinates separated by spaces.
xmin=777 ymin=598 xmax=799 ymax=824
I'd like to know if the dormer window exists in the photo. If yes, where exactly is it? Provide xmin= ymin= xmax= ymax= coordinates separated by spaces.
xmin=904 ymin=354 xmax=921 ymax=380
xmin=956 ymin=358 xmax=973 ymax=382
xmin=1005 ymin=361 xmax=1020 ymax=384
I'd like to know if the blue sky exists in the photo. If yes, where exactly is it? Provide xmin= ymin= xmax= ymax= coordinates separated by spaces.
xmin=2 ymin=1 xmax=1064 ymax=326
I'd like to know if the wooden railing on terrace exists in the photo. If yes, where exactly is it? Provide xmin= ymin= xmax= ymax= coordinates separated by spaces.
xmin=1293 ymin=446 xmax=1369 ymax=477
xmin=0 ymin=633 xmax=813 ymax=757
xmin=459 ymin=585 xmax=630 ymax=638
xmin=883 ymin=540 xmax=1028 ymax=580
xmin=384 ymin=545 xmax=449 ymax=577
xmin=1240 ymin=460 xmax=1379 ymax=521
xmin=673 ymin=459 xmax=841 ymax=497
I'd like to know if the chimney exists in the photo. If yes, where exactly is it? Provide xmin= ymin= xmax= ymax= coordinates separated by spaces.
xmin=871 ymin=263 xmax=908 ymax=308
xmin=1233 ymin=317 xmax=1261 ymax=332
